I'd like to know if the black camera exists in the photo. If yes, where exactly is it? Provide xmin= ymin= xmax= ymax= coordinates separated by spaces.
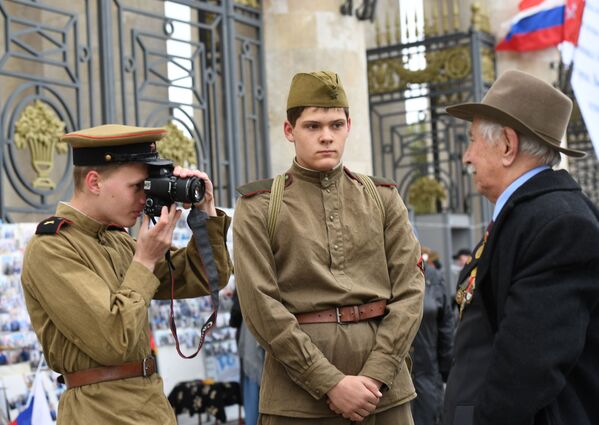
xmin=143 ymin=159 xmax=205 ymax=216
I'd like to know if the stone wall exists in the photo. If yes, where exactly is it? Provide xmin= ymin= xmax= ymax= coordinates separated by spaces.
xmin=262 ymin=0 xmax=374 ymax=175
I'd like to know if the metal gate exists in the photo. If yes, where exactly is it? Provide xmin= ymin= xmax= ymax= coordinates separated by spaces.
xmin=366 ymin=4 xmax=496 ymax=291
xmin=367 ymin=5 xmax=495 ymax=219
xmin=366 ymin=6 xmax=495 ymax=224
xmin=0 ymin=0 xmax=268 ymax=223
xmin=558 ymin=64 xmax=599 ymax=206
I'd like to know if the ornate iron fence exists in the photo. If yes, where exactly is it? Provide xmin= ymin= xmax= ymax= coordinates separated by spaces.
xmin=0 ymin=0 xmax=268 ymax=223
xmin=366 ymin=9 xmax=496 ymax=224
xmin=558 ymin=64 xmax=599 ymax=206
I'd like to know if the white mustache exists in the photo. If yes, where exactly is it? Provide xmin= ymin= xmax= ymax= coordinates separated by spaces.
xmin=465 ymin=164 xmax=476 ymax=175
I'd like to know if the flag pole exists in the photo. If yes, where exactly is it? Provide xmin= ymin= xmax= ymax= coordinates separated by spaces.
xmin=25 ymin=353 xmax=46 ymax=407
xmin=2 ymin=381 xmax=11 ymax=422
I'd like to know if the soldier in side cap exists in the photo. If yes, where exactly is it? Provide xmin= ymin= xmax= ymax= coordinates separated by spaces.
xmin=442 ymin=70 xmax=599 ymax=425
xmin=20 ymin=124 xmax=233 ymax=425
xmin=233 ymin=71 xmax=424 ymax=424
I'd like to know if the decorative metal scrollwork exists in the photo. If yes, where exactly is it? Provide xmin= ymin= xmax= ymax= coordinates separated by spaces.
xmin=481 ymin=47 xmax=496 ymax=84
xmin=236 ymin=0 xmax=260 ymax=8
xmin=13 ymin=101 xmax=67 ymax=190
xmin=367 ymin=27 xmax=497 ymax=219
xmin=367 ymin=46 xmax=472 ymax=95
xmin=445 ymin=48 xmax=471 ymax=79
xmin=157 ymin=122 xmax=198 ymax=169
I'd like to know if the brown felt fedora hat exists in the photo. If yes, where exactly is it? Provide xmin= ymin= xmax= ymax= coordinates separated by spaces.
xmin=446 ymin=69 xmax=586 ymax=158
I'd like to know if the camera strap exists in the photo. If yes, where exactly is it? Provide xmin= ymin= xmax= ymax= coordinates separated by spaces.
xmin=153 ymin=207 xmax=220 ymax=359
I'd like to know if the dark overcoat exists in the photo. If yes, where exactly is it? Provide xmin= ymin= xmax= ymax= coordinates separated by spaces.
xmin=444 ymin=169 xmax=599 ymax=425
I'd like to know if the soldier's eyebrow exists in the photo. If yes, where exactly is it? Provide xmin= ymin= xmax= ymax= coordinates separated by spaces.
xmin=130 ymin=176 xmax=146 ymax=186
xmin=301 ymin=120 xmax=321 ymax=127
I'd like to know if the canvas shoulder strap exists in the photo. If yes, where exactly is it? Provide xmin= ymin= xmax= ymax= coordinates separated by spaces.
xmin=267 ymin=174 xmax=286 ymax=244
xmin=354 ymin=172 xmax=386 ymax=224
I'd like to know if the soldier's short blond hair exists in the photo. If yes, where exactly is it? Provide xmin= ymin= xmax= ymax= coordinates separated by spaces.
xmin=72 ymin=164 xmax=124 ymax=192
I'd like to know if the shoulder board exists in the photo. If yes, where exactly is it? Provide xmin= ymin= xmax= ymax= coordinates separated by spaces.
xmin=107 ymin=225 xmax=127 ymax=232
xmin=236 ymin=174 xmax=293 ymax=198
xmin=344 ymin=168 xmax=397 ymax=188
xmin=35 ymin=216 xmax=73 ymax=235
xmin=369 ymin=175 xmax=397 ymax=188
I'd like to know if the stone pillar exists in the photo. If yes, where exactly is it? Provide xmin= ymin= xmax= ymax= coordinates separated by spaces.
xmin=262 ymin=0 xmax=374 ymax=175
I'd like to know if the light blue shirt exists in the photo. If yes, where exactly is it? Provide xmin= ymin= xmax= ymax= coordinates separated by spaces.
xmin=492 ymin=165 xmax=550 ymax=221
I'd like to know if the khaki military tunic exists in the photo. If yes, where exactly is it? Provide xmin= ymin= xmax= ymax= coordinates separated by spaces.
xmin=21 ymin=202 xmax=232 ymax=425
xmin=233 ymin=162 xmax=424 ymax=418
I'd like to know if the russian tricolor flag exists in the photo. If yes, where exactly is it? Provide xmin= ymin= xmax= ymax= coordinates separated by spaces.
xmin=496 ymin=0 xmax=585 ymax=51
xmin=10 ymin=375 xmax=54 ymax=425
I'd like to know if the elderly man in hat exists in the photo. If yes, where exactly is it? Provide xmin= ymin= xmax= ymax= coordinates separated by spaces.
xmin=21 ymin=124 xmax=233 ymax=424
xmin=443 ymin=70 xmax=599 ymax=425
xmin=233 ymin=71 xmax=424 ymax=424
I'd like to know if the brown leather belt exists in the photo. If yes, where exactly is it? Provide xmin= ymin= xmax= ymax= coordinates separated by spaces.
xmin=295 ymin=300 xmax=387 ymax=324
xmin=58 ymin=356 xmax=156 ymax=389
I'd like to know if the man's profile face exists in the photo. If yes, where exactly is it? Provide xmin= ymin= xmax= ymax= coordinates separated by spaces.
xmin=456 ymin=254 xmax=471 ymax=267
xmin=95 ymin=163 xmax=149 ymax=227
xmin=283 ymin=107 xmax=351 ymax=172
xmin=463 ymin=117 xmax=504 ymax=203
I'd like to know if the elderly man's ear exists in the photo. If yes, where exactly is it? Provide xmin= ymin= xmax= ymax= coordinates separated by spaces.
xmin=501 ymin=127 xmax=519 ymax=167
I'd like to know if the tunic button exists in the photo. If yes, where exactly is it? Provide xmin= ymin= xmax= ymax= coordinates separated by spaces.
xmin=324 ymin=176 xmax=329 ymax=181
xmin=334 ymin=244 xmax=338 ymax=250
xmin=326 ymin=188 xmax=330 ymax=193
xmin=329 ymin=215 xmax=334 ymax=221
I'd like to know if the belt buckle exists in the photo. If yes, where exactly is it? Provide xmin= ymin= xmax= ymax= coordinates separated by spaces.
xmin=335 ymin=306 xmax=360 ymax=324
xmin=142 ymin=356 xmax=154 ymax=377
xmin=335 ymin=307 xmax=343 ymax=324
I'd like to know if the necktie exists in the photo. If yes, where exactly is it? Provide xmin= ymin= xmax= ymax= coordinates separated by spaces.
xmin=456 ymin=221 xmax=493 ymax=319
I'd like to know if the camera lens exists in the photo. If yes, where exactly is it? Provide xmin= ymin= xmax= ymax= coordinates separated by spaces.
xmin=187 ymin=177 xmax=205 ymax=203
xmin=173 ymin=177 xmax=205 ymax=204
xmin=192 ymin=184 xmax=202 ymax=201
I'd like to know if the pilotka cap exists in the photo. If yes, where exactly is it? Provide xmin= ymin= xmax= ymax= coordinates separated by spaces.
xmin=61 ymin=124 xmax=166 ymax=166
xmin=286 ymin=71 xmax=349 ymax=111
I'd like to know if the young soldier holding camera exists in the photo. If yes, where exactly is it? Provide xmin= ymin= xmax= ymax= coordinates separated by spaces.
xmin=21 ymin=124 xmax=232 ymax=425
xmin=233 ymin=71 xmax=424 ymax=424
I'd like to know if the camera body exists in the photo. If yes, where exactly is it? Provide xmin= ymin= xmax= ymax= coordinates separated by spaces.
xmin=143 ymin=159 xmax=205 ymax=216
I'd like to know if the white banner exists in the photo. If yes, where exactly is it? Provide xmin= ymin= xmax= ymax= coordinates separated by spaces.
xmin=571 ymin=0 xmax=599 ymax=158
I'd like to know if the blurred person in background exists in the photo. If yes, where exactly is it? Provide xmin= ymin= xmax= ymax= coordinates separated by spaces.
xmin=411 ymin=247 xmax=454 ymax=425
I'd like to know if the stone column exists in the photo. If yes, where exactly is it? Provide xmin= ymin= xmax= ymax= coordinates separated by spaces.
xmin=262 ymin=0 xmax=374 ymax=175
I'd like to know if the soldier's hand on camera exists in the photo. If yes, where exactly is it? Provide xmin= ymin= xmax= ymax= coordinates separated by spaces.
xmin=133 ymin=204 xmax=181 ymax=272
xmin=173 ymin=166 xmax=217 ymax=217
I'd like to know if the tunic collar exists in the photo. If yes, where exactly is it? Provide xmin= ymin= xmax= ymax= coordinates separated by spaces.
xmin=56 ymin=202 xmax=118 ymax=237
xmin=290 ymin=159 xmax=343 ymax=186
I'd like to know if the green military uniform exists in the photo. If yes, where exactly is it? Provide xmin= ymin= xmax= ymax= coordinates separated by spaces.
xmin=21 ymin=125 xmax=233 ymax=424
xmin=233 ymin=161 xmax=424 ymax=419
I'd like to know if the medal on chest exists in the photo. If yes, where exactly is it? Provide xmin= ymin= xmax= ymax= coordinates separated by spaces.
xmin=456 ymin=227 xmax=490 ymax=319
